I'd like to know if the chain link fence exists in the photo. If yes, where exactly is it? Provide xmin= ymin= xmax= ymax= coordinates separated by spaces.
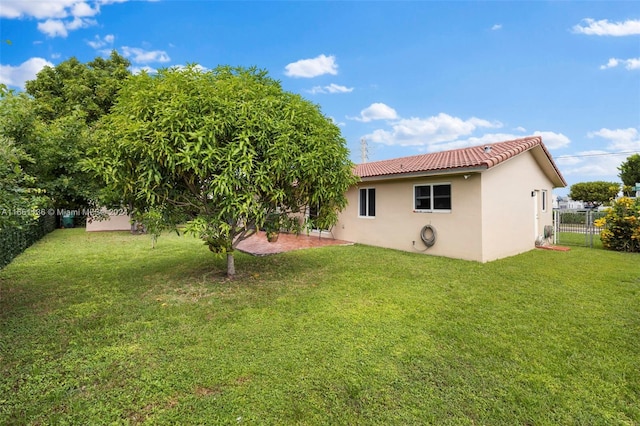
xmin=553 ymin=209 xmax=606 ymax=248
xmin=0 ymin=214 xmax=57 ymax=269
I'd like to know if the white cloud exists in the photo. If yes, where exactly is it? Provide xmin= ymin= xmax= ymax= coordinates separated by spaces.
xmin=0 ymin=57 xmax=53 ymax=89
xmin=2 ymin=0 xmax=123 ymax=38
xmin=600 ymin=58 xmax=619 ymax=69
xmin=308 ymin=83 xmax=353 ymax=94
xmin=600 ymin=57 xmax=640 ymax=70
xmin=572 ymin=18 xmax=640 ymax=36
xmin=424 ymin=131 xmax=570 ymax=152
xmin=37 ymin=19 xmax=68 ymax=38
xmin=169 ymin=64 xmax=208 ymax=73
xmin=130 ymin=66 xmax=158 ymax=75
xmin=349 ymin=103 xmax=398 ymax=123
xmin=556 ymin=128 xmax=640 ymax=180
xmin=0 ymin=0 xmax=78 ymax=19
xmin=121 ymin=46 xmax=170 ymax=64
xmin=328 ymin=116 xmax=346 ymax=127
xmin=556 ymin=150 xmax=623 ymax=178
xmin=71 ymin=2 xmax=99 ymax=17
xmin=514 ymin=126 xmax=527 ymax=132
xmin=37 ymin=16 xmax=96 ymax=38
xmin=87 ymin=34 xmax=115 ymax=49
xmin=364 ymin=112 xmax=502 ymax=146
xmin=491 ymin=24 xmax=502 ymax=31
xmin=284 ymin=54 xmax=338 ymax=78
xmin=588 ymin=127 xmax=640 ymax=151
xmin=532 ymin=131 xmax=571 ymax=149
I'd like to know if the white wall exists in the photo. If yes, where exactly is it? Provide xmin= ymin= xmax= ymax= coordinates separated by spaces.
xmin=86 ymin=211 xmax=132 ymax=232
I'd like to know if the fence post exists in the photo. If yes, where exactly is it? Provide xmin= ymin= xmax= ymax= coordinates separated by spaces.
xmin=587 ymin=210 xmax=594 ymax=248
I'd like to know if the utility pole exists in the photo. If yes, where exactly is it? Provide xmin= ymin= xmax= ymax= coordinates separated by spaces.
xmin=360 ymin=137 xmax=368 ymax=164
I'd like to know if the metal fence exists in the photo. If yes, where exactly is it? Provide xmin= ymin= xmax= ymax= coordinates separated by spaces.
xmin=0 ymin=214 xmax=57 ymax=269
xmin=553 ymin=209 xmax=606 ymax=248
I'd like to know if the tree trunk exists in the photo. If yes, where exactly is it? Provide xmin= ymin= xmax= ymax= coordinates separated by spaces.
xmin=226 ymin=252 xmax=235 ymax=278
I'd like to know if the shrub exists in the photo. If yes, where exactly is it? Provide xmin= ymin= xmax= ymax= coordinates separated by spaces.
xmin=594 ymin=197 xmax=640 ymax=252
xmin=559 ymin=212 xmax=585 ymax=225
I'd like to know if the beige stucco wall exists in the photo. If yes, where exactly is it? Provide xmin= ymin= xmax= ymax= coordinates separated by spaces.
xmin=333 ymin=150 xmax=559 ymax=262
xmin=86 ymin=211 xmax=132 ymax=232
xmin=479 ymin=151 xmax=555 ymax=261
xmin=332 ymin=174 xmax=485 ymax=261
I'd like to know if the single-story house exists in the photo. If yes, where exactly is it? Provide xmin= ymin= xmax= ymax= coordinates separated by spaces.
xmin=330 ymin=136 xmax=567 ymax=262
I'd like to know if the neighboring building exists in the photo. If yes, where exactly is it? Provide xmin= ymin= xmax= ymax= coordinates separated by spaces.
xmin=86 ymin=209 xmax=132 ymax=232
xmin=555 ymin=196 xmax=585 ymax=210
xmin=331 ymin=136 xmax=566 ymax=263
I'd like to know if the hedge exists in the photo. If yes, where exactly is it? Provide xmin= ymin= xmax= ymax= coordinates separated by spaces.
xmin=0 ymin=214 xmax=57 ymax=269
xmin=557 ymin=211 xmax=606 ymax=225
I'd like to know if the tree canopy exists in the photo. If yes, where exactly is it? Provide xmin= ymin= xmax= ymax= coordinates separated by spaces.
xmin=87 ymin=65 xmax=358 ymax=276
xmin=0 ymin=52 xmax=131 ymax=211
xmin=0 ymin=136 xmax=48 ymax=229
xmin=569 ymin=181 xmax=620 ymax=208
xmin=25 ymin=51 xmax=131 ymax=125
xmin=618 ymin=154 xmax=640 ymax=194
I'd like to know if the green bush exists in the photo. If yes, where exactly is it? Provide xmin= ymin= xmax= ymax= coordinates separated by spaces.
xmin=559 ymin=212 xmax=586 ymax=224
xmin=594 ymin=197 xmax=640 ymax=252
xmin=558 ymin=211 xmax=606 ymax=225
xmin=0 ymin=214 xmax=56 ymax=268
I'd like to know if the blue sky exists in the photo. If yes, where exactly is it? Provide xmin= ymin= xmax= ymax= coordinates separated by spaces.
xmin=1 ymin=1 xmax=639 ymax=196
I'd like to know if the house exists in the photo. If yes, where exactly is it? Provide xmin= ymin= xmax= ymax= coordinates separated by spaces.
xmin=330 ymin=136 xmax=567 ymax=262
xmin=555 ymin=196 xmax=585 ymax=210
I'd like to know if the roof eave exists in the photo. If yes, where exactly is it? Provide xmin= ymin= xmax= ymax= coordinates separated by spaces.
xmin=529 ymin=144 xmax=568 ymax=188
xmin=358 ymin=166 xmax=488 ymax=182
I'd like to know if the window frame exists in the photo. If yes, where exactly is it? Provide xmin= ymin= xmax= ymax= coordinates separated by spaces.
xmin=308 ymin=202 xmax=328 ymax=232
xmin=541 ymin=189 xmax=547 ymax=212
xmin=358 ymin=187 xmax=376 ymax=218
xmin=413 ymin=183 xmax=452 ymax=213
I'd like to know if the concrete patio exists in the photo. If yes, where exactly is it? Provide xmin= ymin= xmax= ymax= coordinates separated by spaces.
xmin=236 ymin=231 xmax=352 ymax=256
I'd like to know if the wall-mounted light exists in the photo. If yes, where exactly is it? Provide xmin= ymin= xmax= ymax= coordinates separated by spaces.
xmin=531 ymin=191 xmax=536 ymax=197
xmin=463 ymin=174 xmax=471 ymax=180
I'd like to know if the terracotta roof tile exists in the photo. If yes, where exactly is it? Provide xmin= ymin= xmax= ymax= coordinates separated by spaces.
xmin=355 ymin=136 xmax=563 ymax=183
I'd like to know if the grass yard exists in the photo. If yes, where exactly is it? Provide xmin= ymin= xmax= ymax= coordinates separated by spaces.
xmin=1 ymin=229 xmax=639 ymax=425
xmin=556 ymin=231 xmax=604 ymax=249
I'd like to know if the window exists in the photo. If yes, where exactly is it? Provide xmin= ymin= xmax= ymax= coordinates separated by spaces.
xmin=414 ymin=183 xmax=451 ymax=212
xmin=308 ymin=203 xmax=328 ymax=231
xmin=359 ymin=188 xmax=376 ymax=217
xmin=542 ymin=190 xmax=547 ymax=212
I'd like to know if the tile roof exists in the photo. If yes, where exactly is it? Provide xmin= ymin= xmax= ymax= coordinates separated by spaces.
xmin=355 ymin=136 xmax=565 ymax=185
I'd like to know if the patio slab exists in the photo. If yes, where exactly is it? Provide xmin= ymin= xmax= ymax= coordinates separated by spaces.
xmin=236 ymin=231 xmax=353 ymax=256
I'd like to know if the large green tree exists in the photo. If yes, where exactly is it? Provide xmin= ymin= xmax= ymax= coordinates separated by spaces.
xmin=25 ymin=51 xmax=131 ymax=124
xmin=618 ymin=154 xmax=640 ymax=195
xmin=0 ymin=136 xmax=48 ymax=229
xmin=569 ymin=181 xmax=620 ymax=208
xmin=87 ymin=65 xmax=357 ymax=276
xmin=0 ymin=51 xmax=131 ymax=210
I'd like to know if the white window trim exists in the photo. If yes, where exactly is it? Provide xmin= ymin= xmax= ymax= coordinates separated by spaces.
xmin=413 ymin=182 xmax=452 ymax=213
xmin=358 ymin=187 xmax=376 ymax=218
xmin=542 ymin=189 xmax=547 ymax=212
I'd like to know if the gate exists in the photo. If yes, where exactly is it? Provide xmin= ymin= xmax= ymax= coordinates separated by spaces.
xmin=553 ymin=210 xmax=606 ymax=248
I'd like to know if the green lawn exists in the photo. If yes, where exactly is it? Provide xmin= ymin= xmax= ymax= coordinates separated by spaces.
xmin=556 ymin=231 xmax=604 ymax=249
xmin=1 ymin=229 xmax=639 ymax=425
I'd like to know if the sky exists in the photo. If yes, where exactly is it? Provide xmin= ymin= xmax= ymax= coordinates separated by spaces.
xmin=1 ymin=1 xmax=639 ymax=197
